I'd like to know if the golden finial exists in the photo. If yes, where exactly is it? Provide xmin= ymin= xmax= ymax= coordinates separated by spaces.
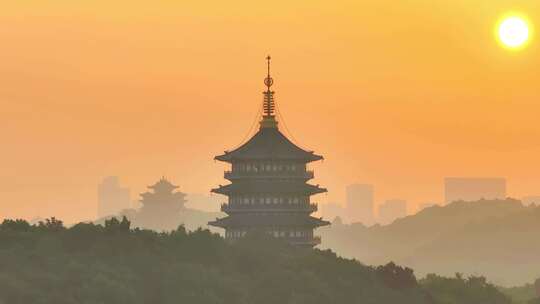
xmin=264 ymin=55 xmax=273 ymax=89
xmin=260 ymin=55 xmax=278 ymax=128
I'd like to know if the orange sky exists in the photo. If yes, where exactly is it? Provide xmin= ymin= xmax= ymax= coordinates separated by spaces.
xmin=1 ymin=0 xmax=539 ymax=222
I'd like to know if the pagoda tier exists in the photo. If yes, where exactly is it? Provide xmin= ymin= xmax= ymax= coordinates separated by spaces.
xmin=215 ymin=127 xmax=323 ymax=163
xmin=211 ymin=181 xmax=327 ymax=196
xmin=209 ymin=213 xmax=329 ymax=228
xmin=209 ymin=56 xmax=330 ymax=247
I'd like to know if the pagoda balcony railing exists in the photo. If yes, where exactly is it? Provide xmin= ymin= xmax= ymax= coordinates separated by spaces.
xmin=224 ymin=170 xmax=314 ymax=180
xmin=221 ymin=203 xmax=318 ymax=213
xmin=289 ymin=236 xmax=322 ymax=245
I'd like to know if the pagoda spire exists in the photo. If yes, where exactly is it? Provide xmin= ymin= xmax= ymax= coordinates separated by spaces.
xmin=260 ymin=55 xmax=278 ymax=129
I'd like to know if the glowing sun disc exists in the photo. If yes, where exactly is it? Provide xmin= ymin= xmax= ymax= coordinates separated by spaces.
xmin=497 ymin=15 xmax=530 ymax=49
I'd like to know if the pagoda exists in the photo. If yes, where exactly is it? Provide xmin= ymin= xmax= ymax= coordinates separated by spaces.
xmin=209 ymin=56 xmax=330 ymax=247
xmin=138 ymin=177 xmax=187 ymax=230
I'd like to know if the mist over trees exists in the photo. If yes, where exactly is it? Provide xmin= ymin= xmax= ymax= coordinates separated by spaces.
xmin=0 ymin=217 xmax=514 ymax=304
xmin=319 ymin=199 xmax=540 ymax=286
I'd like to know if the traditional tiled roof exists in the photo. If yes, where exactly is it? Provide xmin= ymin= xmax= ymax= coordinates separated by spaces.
xmin=215 ymin=128 xmax=323 ymax=163
xmin=148 ymin=177 xmax=179 ymax=192
xmin=211 ymin=181 xmax=327 ymax=195
xmin=209 ymin=213 xmax=330 ymax=228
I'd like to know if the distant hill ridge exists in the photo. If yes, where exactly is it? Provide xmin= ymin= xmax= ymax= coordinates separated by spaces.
xmin=320 ymin=198 xmax=540 ymax=286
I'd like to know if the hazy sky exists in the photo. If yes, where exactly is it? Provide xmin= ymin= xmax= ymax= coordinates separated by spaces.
xmin=1 ymin=0 xmax=539 ymax=222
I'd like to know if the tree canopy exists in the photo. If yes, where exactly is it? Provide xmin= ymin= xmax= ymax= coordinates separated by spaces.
xmin=0 ymin=217 xmax=512 ymax=304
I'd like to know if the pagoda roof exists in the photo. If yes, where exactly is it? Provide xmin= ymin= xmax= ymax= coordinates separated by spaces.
xmin=215 ymin=127 xmax=323 ymax=163
xmin=211 ymin=181 xmax=327 ymax=196
xmin=208 ymin=214 xmax=330 ymax=228
xmin=148 ymin=177 xmax=179 ymax=192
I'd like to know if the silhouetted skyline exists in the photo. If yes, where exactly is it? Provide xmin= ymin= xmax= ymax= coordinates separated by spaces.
xmin=2 ymin=1 xmax=540 ymax=222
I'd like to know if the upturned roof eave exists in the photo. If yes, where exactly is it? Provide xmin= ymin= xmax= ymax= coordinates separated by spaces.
xmin=207 ymin=215 xmax=331 ymax=228
xmin=215 ymin=153 xmax=324 ymax=163
xmin=210 ymin=183 xmax=327 ymax=195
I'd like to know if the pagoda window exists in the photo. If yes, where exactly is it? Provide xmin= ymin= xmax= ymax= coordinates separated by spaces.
xmin=266 ymin=197 xmax=271 ymax=204
xmin=246 ymin=164 xmax=251 ymax=171
xmin=244 ymin=198 xmax=249 ymax=204
xmin=273 ymin=198 xmax=278 ymax=204
xmin=293 ymin=197 xmax=299 ymax=204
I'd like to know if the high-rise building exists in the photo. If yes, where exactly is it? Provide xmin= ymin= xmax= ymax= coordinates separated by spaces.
xmin=97 ymin=176 xmax=131 ymax=218
xmin=209 ymin=56 xmax=330 ymax=247
xmin=378 ymin=199 xmax=407 ymax=225
xmin=346 ymin=184 xmax=374 ymax=225
xmin=444 ymin=177 xmax=506 ymax=204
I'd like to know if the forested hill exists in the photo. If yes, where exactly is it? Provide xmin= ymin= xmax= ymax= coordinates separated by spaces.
xmin=320 ymin=199 xmax=540 ymax=286
xmin=0 ymin=218 xmax=512 ymax=304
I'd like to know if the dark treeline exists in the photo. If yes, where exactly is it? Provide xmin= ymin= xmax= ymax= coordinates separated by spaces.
xmin=0 ymin=217 xmax=517 ymax=304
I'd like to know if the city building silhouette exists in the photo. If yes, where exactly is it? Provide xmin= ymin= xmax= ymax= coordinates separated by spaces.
xmin=97 ymin=176 xmax=131 ymax=218
xmin=209 ymin=56 xmax=330 ymax=246
xmin=346 ymin=184 xmax=375 ymax=225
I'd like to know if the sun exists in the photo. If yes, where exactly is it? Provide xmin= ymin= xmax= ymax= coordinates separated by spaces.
xmin=496 ymin=14 xmax=531 ymax=50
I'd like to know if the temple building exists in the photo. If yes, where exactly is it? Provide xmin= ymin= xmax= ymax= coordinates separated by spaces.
xmin=209 ymin=56 xmax=330 ymax=247
xmin=138 ymin=177 xmax=187 ymax=231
